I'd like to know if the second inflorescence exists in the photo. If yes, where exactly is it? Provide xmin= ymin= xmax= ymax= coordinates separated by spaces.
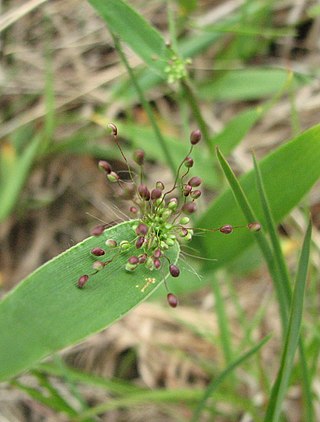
xmin=77 ymin=124 xmax=261 ymax=307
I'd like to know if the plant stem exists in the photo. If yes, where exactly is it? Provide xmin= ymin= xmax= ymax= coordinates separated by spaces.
xmin=112 ymin=33 xmax=177 ymax=177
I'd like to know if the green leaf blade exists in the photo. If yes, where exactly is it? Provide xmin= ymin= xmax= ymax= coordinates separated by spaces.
xmin=88 ymin=0 xmax=170 ymax=78
xmin=0 ymin=221 xmax=179 ymax=381
xmin=196 ymin=124 xmax=320 ymax=268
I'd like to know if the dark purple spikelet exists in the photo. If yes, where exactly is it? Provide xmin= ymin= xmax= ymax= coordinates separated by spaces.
xmin=130 ymin=206 xmax=138 ymax=215
xmin=191 ymin=189 xmax=201 ymax=199
xmin=136 ymin=223 xmax=148 ymax=236
xmin=183 ymin=184 xmax=192 ymax=196
xmin=133 ymin=149 xmax=145 ymax=166
xmin=220 ymin=225 xmax=233 ymax=234
xmin=128 ymin=256 xmax=139 ymax=265
xmin=169 ymin=264 xmax=180 ymax=277
xmin=139 ymin=253 xmax=147 ymax=263
xmin=190 ymin=129 xmax=201 ymax=145
xmin=248 ymin=222 xmax=261 ymax=232
xmin=98 ymin=160 xmax=112 ymax=174
xmin=167 ymin=293 xmax=179 ymax=308
xmin=184 ymin=156 xmax=194 ymax=168
xmin=135 ymin=236 xmax=145 ymax=249
xmin=153 ymin=248 xmax=162 ymax=258
xmin=188 ymin=176 xmax=202 ymax=187
xmin=182 ymin=202 xmax=197 ymax=214
xmin=91 ymin=247 xmax=105 ymax=256
xmin=151 ymin=188 xmax=162 ymax=200
xmin=138 ymin=184 xmax=150 ymax=201
xmin=91 ymin=225 xmax=105 ymax=236
xmin=154 ymin=258 xmax=161 ymax=269
xmin=77 ymin=275 xmax=89 ymax=288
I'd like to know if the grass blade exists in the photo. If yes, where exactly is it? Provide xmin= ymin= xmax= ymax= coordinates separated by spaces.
xmin=191 ymin=335 xmax=271 ymax=422
xmin=264 ymin=221 xmax=312 ymax=421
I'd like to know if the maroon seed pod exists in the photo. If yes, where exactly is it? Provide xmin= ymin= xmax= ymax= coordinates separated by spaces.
xmin=151 ymin=188 xmax=162 ymax=200
xmin=190 ymin=189 xmax=202 ymax=199
xmin=220 ymin=225 xmax=233 ymax=234
xmin=133 ymin=149 xmax=145 ymax=166
xmin=91 ymin=247 xmax=105 ymax=256
xmin=139 ymin=253 xmax=148 ymax=264
xmin=98 ymin=160 xmax=112 ymax=174
xmin=156 ymin=181 xmax=165 ymax=190
xmin=130 ymin=206 xmax=138 ymax=215
xmin=182 ymin=202 xmax=197 ymax=214
xmin=128 ymin=256 xmax=139 ymax=265
xmin=167 ymin=293 xmax=179 ymax=308
xmin=190 ymin=129 xmax=201 ymax=145
xmin=138 ymin=184 xmax=151 ymax=201
xmin=184 ymin=156 xmax=194 ymax=168
xmin=153 ymin=258 xmax=161 ymax=269
xmin=183 ymin=184 xmax=192 ymax=197
xmin=77 ymin=275 xmax=89 ymax=289
xmin=180 ymin=227 xmax=188 ymax=237
xmin=136 ymin=236 xmax=145 ymax=249
xmin=188 ymin=176 xmax=202 ymax=187
xmin=153 ymin=248 xmax=162 ymax=258
xmin=91 ymin=225 xmax=105 ymax=236
xmin=136 ymin=223 xmax=149 ymax=236
xmin=169 ymin=264 xmax=180 ymax=277
xmin=248 ymin=222 xmax=261 ymax=232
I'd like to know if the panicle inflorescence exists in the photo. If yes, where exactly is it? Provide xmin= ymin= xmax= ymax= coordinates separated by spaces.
xmin=77 ymin=124 xmax=261 ymax=307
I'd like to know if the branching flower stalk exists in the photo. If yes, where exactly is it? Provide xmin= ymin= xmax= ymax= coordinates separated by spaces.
xmin=77 ymin=124 xmax=260 ymax=307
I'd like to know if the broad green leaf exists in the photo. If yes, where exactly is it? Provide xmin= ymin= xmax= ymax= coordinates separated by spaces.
xmin=0 ymin=221 xmax=179 ymax=382
xmin=264 ymin=221 xmax=312 ymax=422
xmin=198 ymin=68 xmax=310 ymax=101
xmin=88 ymin=0 xmax=170 ymax=78
xmin=195 ymin=124 xmax=320 ymax=269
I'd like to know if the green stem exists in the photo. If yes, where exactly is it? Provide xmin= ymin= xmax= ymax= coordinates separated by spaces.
xmin=112 ymin=33 xmax=177 ymax=177
xmin=180 ymin=78 xmax=212 ymax=154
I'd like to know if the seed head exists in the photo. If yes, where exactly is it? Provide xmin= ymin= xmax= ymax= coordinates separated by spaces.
xmin=182 ymin=202 xmax=197 ymax=214
xmin=77 ymin=275 xmax=89 ymax=289
xmin=184 ymin=156 xmax=194 ymax=168
xmin=188 ymin=176 xmax=202 ymax=187
xmin=183 ymin=184 xmax=192 ymax=196
xmin=167 ymin=293 xmax=179 ymax=308
xmin=105 ymin=239 xmax=117 ymax=248
xmin=190 ymin=189 xmax=201 ymax=199
xmin=130 ymin=206 xmax=138 ymax=215
xmin=139 ymin=253 xmax=147 ymax=263
xmin=128 ymin=256 xmax=139 ymax=265
xmin=91 ymin=225 xmax=105 ymax=236
xmin=151 ymin=188 xmax=162 ymax=200
xmin=220 ymin=225 xmax=233 ymax=234
xmin=135 ymin=236 xmax=145 ymax=249
xmin=169 ymin=264 xmax=180 ymax=277
xmin=91 ymin=247 xmax=105 ymax=256
xmin=248 ymin=222 xmax=261 ymax=232
xmin=168 ymin=198 xmax=178 ymax=210
xmin=107 ymin=171 xmax=120 ymax=183
xmin=190 ymin=129 xmax=201 ymax=145
xmin=138 ymin=184 xmax=150 ymax=201
xmin=98 ymin=160 xmax=112 ymax=174
xmin=136 ymin=223 xmax=149 ymax=236
xmin=133 ymin=149 xmax=145 ymax=166
xmin=153 ymin=248 xmax=162 ymax=258
xmin=153 ymin=258 xmax=161 ymax=269
xmin=156 ymin=181 xmax=165 ymax=190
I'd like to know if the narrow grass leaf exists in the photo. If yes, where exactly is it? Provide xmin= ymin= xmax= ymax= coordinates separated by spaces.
xmin=195 ymin=124 xmax=320 ymax=269
xmin=0 ymin=221 xmax=179 ymax=381
xmin=88 ymin=0 xmax=170 ymax=78
xmin=191 ymin=335 xmax=271 ymax=422
xmin=264 ymin=221 xmax=312 ymax=422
